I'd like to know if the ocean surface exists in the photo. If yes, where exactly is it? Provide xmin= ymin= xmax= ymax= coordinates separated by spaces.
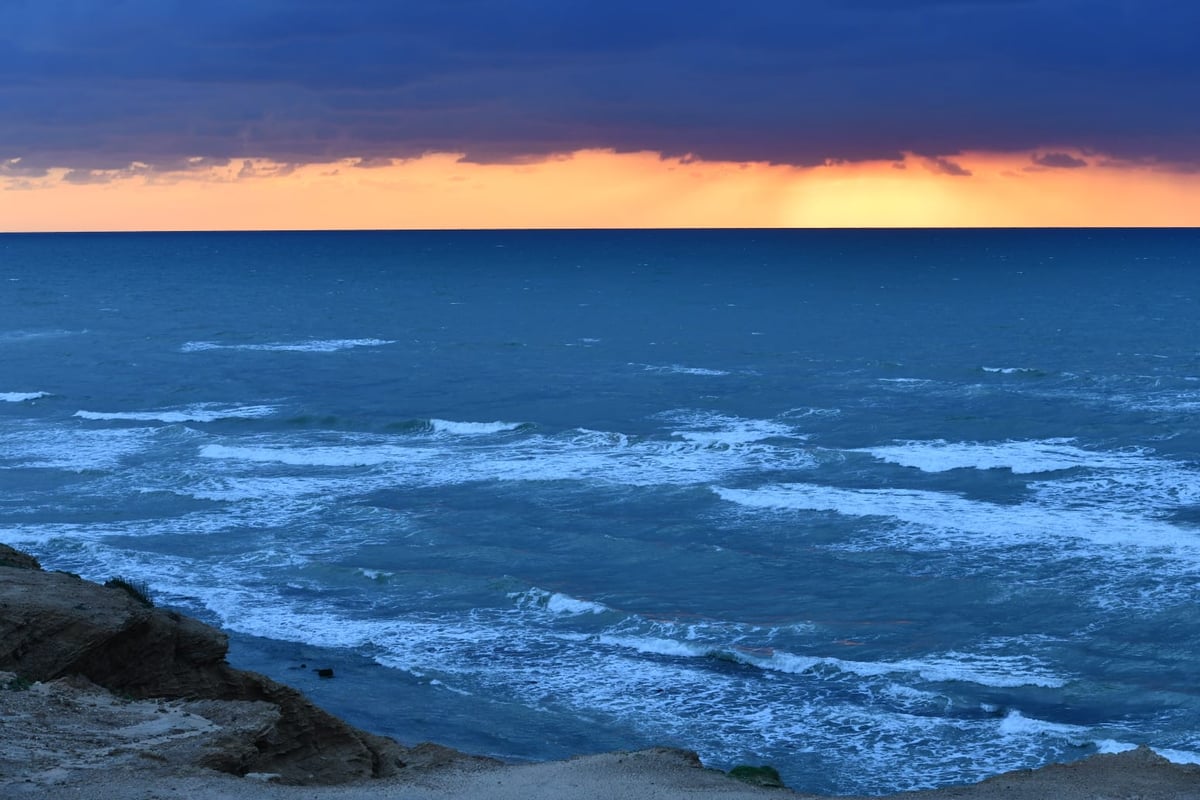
xmin=2 ymin=229 xmax=1199 ymax=794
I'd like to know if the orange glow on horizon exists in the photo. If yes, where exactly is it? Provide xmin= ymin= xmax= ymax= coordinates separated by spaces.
xmin=2 ymin=149 xmax=1198 ymax=232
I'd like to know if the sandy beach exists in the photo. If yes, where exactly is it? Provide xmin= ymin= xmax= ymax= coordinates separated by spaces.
xmin=3 ymin=544 xmax=1200 ymax=799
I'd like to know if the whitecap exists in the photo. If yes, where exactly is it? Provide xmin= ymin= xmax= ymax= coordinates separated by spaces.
xmin=181 ymin=420 xmax=813 ymax=514
xmin=357 ymin=568 xmax=394 ymax=581
xmin=1119 ymin=390 xmax=1200 ymax=414
xmin=859 ymin=438 xmax=1133 ymax=475
xmin=38 ymin=543 xmax=1108 ymax=796
xmin=429 ymin=419 xmax=526 ymax=436
xmin=673 ymin=425 xmax=802 ymax=446
xmin=199 ymin=442 xmax=428 ymax=468
xmin=1154 ymin=747 xmax=1200 ymax=765
xmin=182 ymin=338 xmax=395 ymax=353
xmin=744 ymin=651 xmax=1065 ymax=688
xmin=546 ymin=593 xmax=608 ymax=615
xmin=0 ymin=426 xmax=159 ymax=471
xmin=981 ymin=366 xmax=1040 ymax=375
xmin=597 ymin=634 xmax=708 ymax=658
xmin=997 ymin=710 xmax=1086 ymax=738
xmin=428 ymin=679 xmax=473 ymax=697
xmin=660 ymin=410 xmax=804 ymax=445
xmin=1 ymin=392 xmax=49 ymax=403
xmin=511 ymin=588 xmax=609 ymax=615
xmin=1029 ymin=451 xmax=1200 ymax=517
xmin=0 ymin=329 xmax=83 ymax=344
xmin=74 ymin=403 xmax=278 ymax=423
xmin=635 ymin=363 xmax=730 ymax=377
xmin=587 ymin=625 xmax=1066 ymax=689
xmin=711 ymin=483 xmax=1200 ymax=555
xmin=782 ymin=407 xmax=841 ymax=419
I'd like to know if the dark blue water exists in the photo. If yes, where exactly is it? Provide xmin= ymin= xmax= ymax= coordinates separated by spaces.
xmin=3 ymin=229 xmax=1199 ymax=794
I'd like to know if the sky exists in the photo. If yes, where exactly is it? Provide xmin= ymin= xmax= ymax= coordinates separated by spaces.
xmin=2 ymin=0 xmax=1198 ymax=230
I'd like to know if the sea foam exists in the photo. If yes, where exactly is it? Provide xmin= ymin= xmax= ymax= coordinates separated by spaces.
xmin=859 ymin=438 xmax=1134 ymax=474
xmin=661 ymin=410 xmax=804 ymax=445
xmin=43 ymin=538 xmax=1126 ymax=797
xmin=711 ymin=483 xmax=1200 ymax=555
xmin=1 ymin=392 xmax=49 ymax=402
xmin=200 ymin=442 xmax=428 ymax=468
xmin=1 ymin=426 xmax=159 ymax=471
xmin=187 ymin=423 xmax=814 ymax=506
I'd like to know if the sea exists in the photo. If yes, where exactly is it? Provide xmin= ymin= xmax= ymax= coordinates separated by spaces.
xmin=2 ymin=228 xmax=1199 ymax=795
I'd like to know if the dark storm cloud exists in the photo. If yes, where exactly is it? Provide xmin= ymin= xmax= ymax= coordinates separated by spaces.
xmin=236 ymin=160 xmax=299 ymax=179
xmin=2 ymin=0 xmax=1197 ymax=172
xmin=0 ymin=159 xmax=49 ymax=179
xmin=352 ymin=157 xmax=395 ymax=169
xmin=925 ymin=157 xmax=973 ymax=177
xmin=1032 ymin=152 xmax=1089 ymax=169
xmin=60 ymin=168 xmax=114 ymax=185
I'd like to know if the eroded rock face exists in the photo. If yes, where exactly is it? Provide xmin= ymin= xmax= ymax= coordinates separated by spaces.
xmin=0 ymin=546 xmax=415 ymax=785
xmin=0 ymin=544 xmax=40 ymax=571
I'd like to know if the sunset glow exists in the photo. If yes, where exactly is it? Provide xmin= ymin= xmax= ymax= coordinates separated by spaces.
xmin=4 ymin=150 xmax=1198 ymax=232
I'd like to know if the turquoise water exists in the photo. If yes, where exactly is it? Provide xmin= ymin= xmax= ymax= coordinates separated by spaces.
xmin=2 ymin=229 xmax=1199 ymax=794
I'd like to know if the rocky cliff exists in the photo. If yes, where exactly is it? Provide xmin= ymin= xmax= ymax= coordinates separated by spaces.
xmin=0 ymin=543 xmax=473 ymax=785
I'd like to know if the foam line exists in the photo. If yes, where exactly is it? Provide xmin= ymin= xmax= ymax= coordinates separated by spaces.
xmin=596 ymin=634 xmax=1065 ymax=688
xmin=859 ymin=438 xmax=1137 ymax=474
xmin=74 ymin=404 xmax=278 ymax=423
xmin=182 ymin=338 xmax=394 ymax=353
xmin=982 ymin=366 xmax=1042 ymax=375
xmin=200 ymin=443 xmax=429 ymax=467
xmin=195 ymin=423 xmax=815 ymax=490
xmin=712 ymin=483 xmax=1200 ymax=553
xmin=635 ymin=363 xmax=730 ymax=376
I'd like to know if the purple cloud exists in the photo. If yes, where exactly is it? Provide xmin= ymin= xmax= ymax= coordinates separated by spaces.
xmin=2 ymin=1 xmax=1197 ymax=172
xmin=1032 ymin=152 xmax=1088 ymax=169
xmin=925 ymin=157 xmax=974 ymax=177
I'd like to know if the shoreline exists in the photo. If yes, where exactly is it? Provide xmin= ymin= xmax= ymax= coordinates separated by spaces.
xmin=4 ymin=672 xmax=1198 ymax=800
xmin=3 ymin=544 xmax=1199 ymax=799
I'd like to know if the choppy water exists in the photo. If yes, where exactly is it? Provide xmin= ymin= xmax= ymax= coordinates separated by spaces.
xmin=2 ymin=229 xmax=1199 ymax=795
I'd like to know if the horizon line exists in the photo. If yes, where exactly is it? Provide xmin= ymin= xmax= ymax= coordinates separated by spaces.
xmin=4 ymin=225 xmax=1199 ymax=236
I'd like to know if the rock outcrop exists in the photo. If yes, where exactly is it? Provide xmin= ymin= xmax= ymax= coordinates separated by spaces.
xmin=0 ymin=544 xmax=471 ymax=785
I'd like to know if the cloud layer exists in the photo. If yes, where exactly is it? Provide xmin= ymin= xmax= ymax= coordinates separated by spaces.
xmin=3 ymin=0 xmax=1198 ymax=171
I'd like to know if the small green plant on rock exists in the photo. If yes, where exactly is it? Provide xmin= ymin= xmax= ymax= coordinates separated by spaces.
xmin=728 ymin=764 xmax=785 ymax=788
xmin=3 ymin=675 xmax=33 ymax=691
xmin=105 ymin=576 xmax=154 ymax=608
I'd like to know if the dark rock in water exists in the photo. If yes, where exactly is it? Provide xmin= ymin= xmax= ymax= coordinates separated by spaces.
xmin=0 ymin=547 xmax=476 ymax=785
xmin=316 ymin=667 xmax=334 ymax=678
xmin=728 ymin=764 xmax=786 ymax=788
